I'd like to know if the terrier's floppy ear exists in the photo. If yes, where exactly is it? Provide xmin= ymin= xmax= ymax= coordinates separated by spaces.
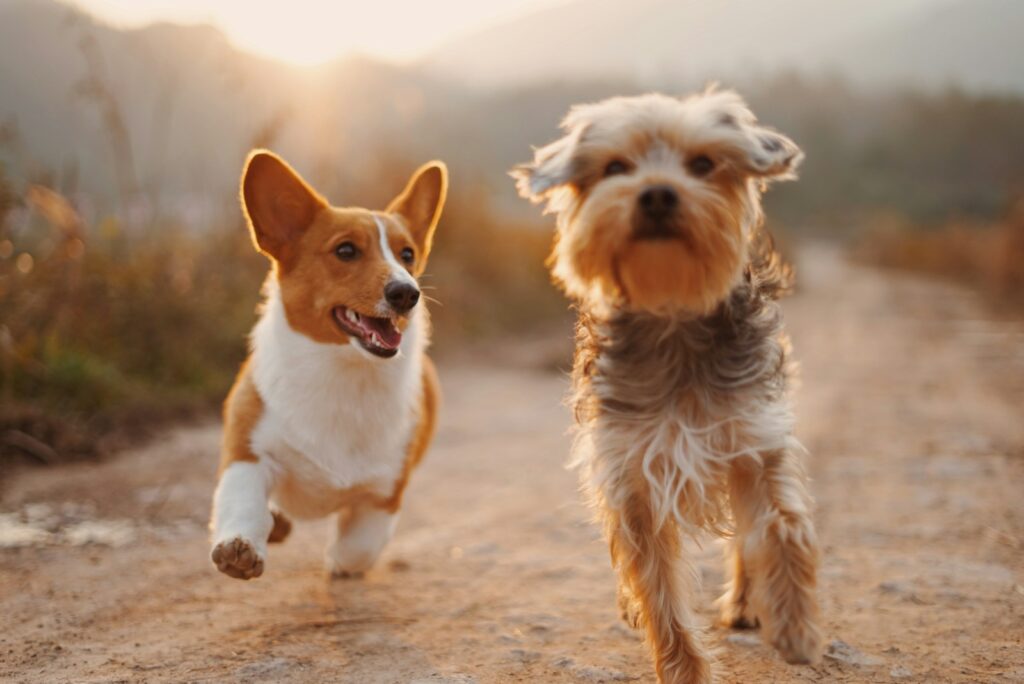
xmin=511 ymin=122 xmax=587 ymax=203
xmin=735 ymin=125 xmax=803 ymax=180
xmin=698 ymin=89 xmax=803 ymax=181
xmin=241 ymin=150 xmax=327 ymax=261
xmin=387 ymin=161 xmax=448 ymax=263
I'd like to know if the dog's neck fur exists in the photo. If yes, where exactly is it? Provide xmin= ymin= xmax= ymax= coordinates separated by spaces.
xmin=572 ymin=238 xmax=792 ymax=423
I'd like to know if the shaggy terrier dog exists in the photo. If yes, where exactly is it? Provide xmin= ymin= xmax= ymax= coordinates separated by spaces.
xmin=513 ymin=89 xmax=822 ymax=683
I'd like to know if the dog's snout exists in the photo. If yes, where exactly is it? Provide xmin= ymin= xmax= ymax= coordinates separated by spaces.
xmin=638 ymin=185 xmax=679 ymax=218
xmin=385 ymin=281 xmax=420 ymax=313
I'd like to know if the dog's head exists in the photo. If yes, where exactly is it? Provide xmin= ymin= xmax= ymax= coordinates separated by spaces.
xmin=512 ymin=88 xmax=801 ymax=314
xmin=241 ymin=150 xmax=447 ymax=358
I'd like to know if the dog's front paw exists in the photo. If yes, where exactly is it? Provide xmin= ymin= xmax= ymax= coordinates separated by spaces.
xmin=719 ymin=597 xmax=759 ymax=631
xmin=211 ymin=537 xmax=265 ymax=580
xmin=329 ymin=568 xmax=365 ymax=580
xmin=617 ymin=585 xmax=642 ymax=629
xmin=770 ymin=619 xmax=823 ymax=665
xmin=325 ymin=551 xmax=373 ymax=580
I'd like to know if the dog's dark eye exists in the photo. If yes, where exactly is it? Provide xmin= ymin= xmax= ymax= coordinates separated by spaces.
xmin=400 ymin=247 xmax=415 ymax=264
xmin=604 ymin=160 xmax=629 ymax=177
xmin=335 ymin=242 xmax=359 ymax=261
xmin=688 ymin=155 xmax=715 ymax=177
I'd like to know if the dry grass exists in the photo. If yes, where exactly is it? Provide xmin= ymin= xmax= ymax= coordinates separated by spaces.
xmin=0 ymin=161 xmax=564 ymax=465
xmin=0 ymin=180 xmax=265 ymax=462
xmin=856 ymin=198 xmax=1024 ymax=309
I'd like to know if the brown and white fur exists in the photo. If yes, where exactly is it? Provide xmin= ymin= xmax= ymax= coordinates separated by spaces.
xmin=513 ymin=89 xmax=822 ymax=682
xmin=210 ymin=150 xmax=446 ymax=581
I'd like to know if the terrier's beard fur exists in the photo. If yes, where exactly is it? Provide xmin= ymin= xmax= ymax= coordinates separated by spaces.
xmin=550 ymin=178 xmax=759 ymax=314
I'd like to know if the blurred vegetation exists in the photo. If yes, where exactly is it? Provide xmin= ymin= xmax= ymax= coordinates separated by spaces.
xmin=0 ymin=167 xmax=262 ymax=462
xmin=855 ymin=197 xmax=1024 ymax=310
xmin=741 ymin=78 xmax=1024 ymax=228
xmin=0 ymin=152 xmax=562 ymax=465
xmin=2 ymin=3 xmax=1023 ymax=465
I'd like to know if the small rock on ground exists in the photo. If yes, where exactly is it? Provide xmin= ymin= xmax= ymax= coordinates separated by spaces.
xmin=824 ymin=639 xmax=885 ymax=667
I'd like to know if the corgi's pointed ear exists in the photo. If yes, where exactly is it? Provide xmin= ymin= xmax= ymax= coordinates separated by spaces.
xmin=387 ymin=161 xmax=448 ymax=262
xmin=240 ymin=150 xmax=327 ymax=261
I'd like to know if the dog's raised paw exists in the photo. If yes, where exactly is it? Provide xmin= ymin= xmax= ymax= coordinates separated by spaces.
xmin=211 ymin=537 xmax=264 ymax=580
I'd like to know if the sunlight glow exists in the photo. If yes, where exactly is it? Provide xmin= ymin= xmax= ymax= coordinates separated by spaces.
xmin=68 ymin=0 xmax=564 ymax=66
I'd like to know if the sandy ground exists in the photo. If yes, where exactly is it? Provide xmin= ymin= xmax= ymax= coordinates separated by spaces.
xmin=1 ymin=246 xmax=1022 ymax=683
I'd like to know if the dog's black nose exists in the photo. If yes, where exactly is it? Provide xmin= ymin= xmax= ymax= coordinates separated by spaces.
xmin=385 ymin=281 xmax=420 ymax=313
xmin=638 ymin=185 xmax=679 ymax=218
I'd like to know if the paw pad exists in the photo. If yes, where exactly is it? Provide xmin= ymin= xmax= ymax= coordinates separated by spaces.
xmin=211 ymin=537 xmax=264 ymax=580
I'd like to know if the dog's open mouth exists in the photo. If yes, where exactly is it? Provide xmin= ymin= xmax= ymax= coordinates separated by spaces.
xmin=333 ymin=307 xmax=402 ymax=358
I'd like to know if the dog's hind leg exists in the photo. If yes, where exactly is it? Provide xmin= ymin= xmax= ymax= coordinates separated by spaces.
xmin=729 ymin=450 xmax=823 ymax=664
xmin=267 ymin=509 xmax=292 ymax=543
xmin=606 ymin=494 xmax=712 ymax=684
xmin=325 ymin=505 xmax=398 ymax=578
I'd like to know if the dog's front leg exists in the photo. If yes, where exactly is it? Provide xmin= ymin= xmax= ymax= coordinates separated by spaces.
xmin=210 ymin=460 xmax=274 ymax=580
xmin=730 ymin=450 xmax=823 ymax=664
xmin=605 ymin=494 xmax=712 ymax=684
xmin=325 ymin=505 xmax=398 ymax=578
xmin=718 ymin=457 xmax=760 ymax=630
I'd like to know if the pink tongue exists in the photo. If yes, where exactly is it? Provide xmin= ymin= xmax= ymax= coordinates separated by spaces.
xmin=363 ymin=317 xmax=402 ymax=349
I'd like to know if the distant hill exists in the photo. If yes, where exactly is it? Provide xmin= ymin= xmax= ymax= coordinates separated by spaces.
xmin=1 ymin=0 xmax=278 ymax=200
xmin=828 ymin=0 xmax=1024 ymax=93
xmin=1 ymin=0 xmax=1023 ymax=224
xmin=424 ymin=0 xmax=1024 ymax=93
xmin=0 ymin=0 xmax=455 ymax=204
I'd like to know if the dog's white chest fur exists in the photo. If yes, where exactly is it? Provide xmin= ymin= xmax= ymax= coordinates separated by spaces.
xmin=248 ymin=282 xmax=423 ymax=512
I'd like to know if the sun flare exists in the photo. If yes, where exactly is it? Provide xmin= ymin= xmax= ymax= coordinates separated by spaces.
xmin=69 ymin=0 xmax=559 ymax=66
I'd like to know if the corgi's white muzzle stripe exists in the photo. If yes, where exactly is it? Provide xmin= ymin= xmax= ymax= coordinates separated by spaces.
xmin=373 ymin=214 xmax=417 ymax=318
xmin=374 ymin=215 xmax=417 ymax=288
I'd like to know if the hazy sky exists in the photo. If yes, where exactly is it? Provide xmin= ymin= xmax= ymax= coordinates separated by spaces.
xmin=67 ymin=0 xmax=566 ymax=65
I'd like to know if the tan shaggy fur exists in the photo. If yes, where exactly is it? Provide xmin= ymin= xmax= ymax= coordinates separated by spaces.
xmin=514 ymin=88 xmax=822 ymax=683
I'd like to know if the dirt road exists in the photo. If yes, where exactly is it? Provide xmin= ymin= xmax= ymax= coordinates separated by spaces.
xmin=2 ymin=246 xmax=1023 ymax=683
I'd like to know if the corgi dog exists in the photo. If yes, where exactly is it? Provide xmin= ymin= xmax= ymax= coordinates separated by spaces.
xmin=210 ymin=150 xmax=447 ymax=580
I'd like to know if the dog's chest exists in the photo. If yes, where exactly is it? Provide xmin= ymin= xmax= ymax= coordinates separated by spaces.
xmin=249 ymin=291 xmax=423 ymax=500
xmin=255 ymin=357 xmax=419 ymax=489
xmin=572 ymin=298 xmax=796 ymax=529
xmin=575 ymin=293 xmax=793 ymax=462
